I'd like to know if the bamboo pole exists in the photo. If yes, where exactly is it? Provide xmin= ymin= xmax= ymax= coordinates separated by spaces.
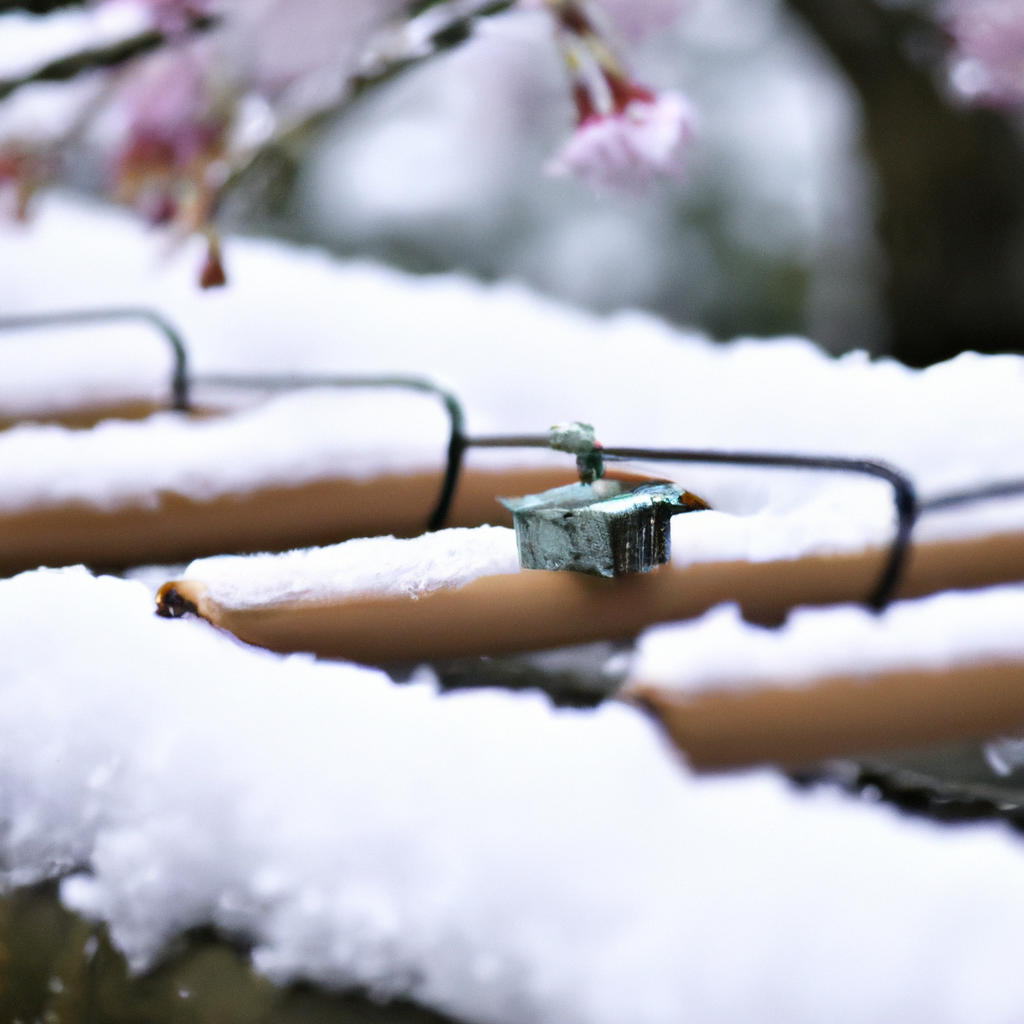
xmin=627 ymin=660 xmax=1024 ymax=770
xmin=158 ymin=529 xmax=1024 ymax=662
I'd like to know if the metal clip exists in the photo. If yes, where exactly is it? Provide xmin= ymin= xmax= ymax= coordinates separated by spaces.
xmin=501 ymin=424 xmax=709 ymax=577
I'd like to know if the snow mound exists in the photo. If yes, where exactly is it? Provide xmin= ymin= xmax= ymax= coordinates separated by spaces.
xmin=0 ymin=316 xmax=173 ymax=419
xmin=5 ymin=568 xmax=1024 ymax=1022
xmin=0 ymin=387 xmax=450 ymax=512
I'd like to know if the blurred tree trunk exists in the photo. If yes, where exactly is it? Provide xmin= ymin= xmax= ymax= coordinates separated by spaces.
xmin=785 ymin=0 xmax=1024 ymax=366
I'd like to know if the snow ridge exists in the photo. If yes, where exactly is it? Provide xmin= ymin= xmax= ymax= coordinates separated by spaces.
xmin=185 ymin=525 xmax=521 ymax=609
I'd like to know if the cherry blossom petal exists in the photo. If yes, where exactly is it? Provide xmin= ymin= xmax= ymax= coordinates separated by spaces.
xmin=545 ymin=89 xmax=697 ymax=193
xmin=127 ymin=0 xmax=215 ymax=36
xmin=945 ymin=0 xmax=1024 ymax=104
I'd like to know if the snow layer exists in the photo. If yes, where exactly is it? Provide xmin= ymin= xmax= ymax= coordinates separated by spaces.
xmin=0 ymin=387 xmax=454 ymax=512
xmin=2 ymin=196 xmax=1024 ymax=558
xmin=0 ymin=316 xmax=175 ymax=419
xmin=0 ymin=3 xmax=150 ymax=81
xmin=6 ymin=567 xmax=1024 ymax=1024
xmin=630 ymin=585 xmax=1024 ymax=694
xmin=186 ymin=525 xmax=520 ymax=609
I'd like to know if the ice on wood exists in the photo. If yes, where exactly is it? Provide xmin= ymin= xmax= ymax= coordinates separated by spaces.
xmin=5 ymin=567 xmax=1024 ymax=1024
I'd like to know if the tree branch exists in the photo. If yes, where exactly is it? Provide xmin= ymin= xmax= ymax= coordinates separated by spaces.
xmin=0 ymin=1 xmax=85 ymax=12
xmin=215 ymin=0 xmax=515 ymax=217
xmin=0 ymin=14 xmax=216 ymax=103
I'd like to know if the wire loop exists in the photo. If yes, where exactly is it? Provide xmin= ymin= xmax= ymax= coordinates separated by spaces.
xmin=0 ymin=308 xmax=190 ymax=411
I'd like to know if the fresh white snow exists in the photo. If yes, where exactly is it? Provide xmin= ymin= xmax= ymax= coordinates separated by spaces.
xmin=4 ymin=566 xmax=1024 ymax=1024
xmin=186 ymin=525 xmax=520 ymax=609
xmin=0 ymin=386 xmax=453 ymax=512
xmin=0 ymin=314 xmax=174 ymax=418
xmin=630 ymin=585 xmax=1024 ymax=694
xmin=1 ymin=195 xmax=1023 ymax=561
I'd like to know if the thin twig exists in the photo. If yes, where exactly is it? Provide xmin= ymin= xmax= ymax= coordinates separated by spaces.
xmin=0 ymin=0 xmax=511 ymax=218
xmin=0 ymin=14 xmax=216 ymax=103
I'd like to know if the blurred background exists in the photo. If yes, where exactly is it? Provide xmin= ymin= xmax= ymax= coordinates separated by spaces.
xmin=213 ymin=0 xmax=1024 ymax=367
xmin=5 ymin=0 xmax=1024 ymax=367
xmin=228 ymin=0 xmax=889 ymax=356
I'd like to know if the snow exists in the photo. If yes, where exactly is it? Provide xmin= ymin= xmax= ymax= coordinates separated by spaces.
xmin=1 ymin=194 xmax=1024 ymax=558
xmin=0 ymin=75 xmax=110 ymax=150
xmin=0 ymin=386 xmax=453 ymax=512
xmin=5 ymin=566 xmax=1024 ymax=1024
xmin=186 ymin=525 xmax=520 ymax=609
xmin=630 ymin=584 xmax=1024 ymax=694
xmin=0 ymin=315 xmax=173 ymax=418
xmin=0 ymin=3 xmax=151 ymax=81
xmin=8 ymin=195 xmax=1024 ymax=1021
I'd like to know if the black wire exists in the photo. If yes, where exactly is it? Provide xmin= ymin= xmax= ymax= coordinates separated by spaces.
xmin=919 ymin=479 xmax=1024 ymax=513
xmin=0 ymin=309 xmax=468 ymax=532
xmin=601 ymin=447 xmax=918 ymax=610
xmin=465 ymin=436 xmax=919 ymax=610
xmin=196 ymin=372 xmax=467 ymax=531
xmin=0 ymin=308 xmax=190 ymax=411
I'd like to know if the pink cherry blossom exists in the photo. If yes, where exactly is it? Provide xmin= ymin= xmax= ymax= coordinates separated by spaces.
xmin=546 ymin=89 xmax=697 ymax=193
xmin=117 ymin=41 xmax=222 ymax=170
xmin=109 ymin=0 xmax=411 ymax=128
xmin=541 ymin=0 xmax=699 ymax=192
xmin=945 ymin=0 xmax=1024 ymax=104
xmin=103 ymin=0 xmax=411 ymax=284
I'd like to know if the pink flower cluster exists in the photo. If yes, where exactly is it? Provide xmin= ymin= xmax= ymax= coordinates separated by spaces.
xmin=131 ymin=0 xmax=214 ymax=36
xmin=0 ymin=146 xmax=48 ymax=221
xmin=543 ymin=0 xmax=697 ymax=193
xmin=0 ymin=0 xmax=701 ymax=285
xmin=101 ymin=0 xmax=409 ymax=285
xmin=547 ymin=87 xmax=696 ymax=192
xmin=945 ymin=0 xmax=1024 ymax=104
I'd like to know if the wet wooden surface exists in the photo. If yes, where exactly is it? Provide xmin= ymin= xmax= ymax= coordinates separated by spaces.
xmin=0 ymin=882 xmax=459 ymax=1024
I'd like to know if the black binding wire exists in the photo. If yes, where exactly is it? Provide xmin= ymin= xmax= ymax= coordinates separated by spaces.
xmin=600 ymin=448 xmax=918 ymax=610
xmin=465 ymin=436 xmax=919 ymax=610
xmin=0 ymin=308 xmax=190 ymax=411
xmin=460 ymin=446 xmax=1024 ymax=606
xmin=919 ymin=479 xmax=1024 ymax=514
xmin=196 ymin=372 xmax=467 ymax=532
